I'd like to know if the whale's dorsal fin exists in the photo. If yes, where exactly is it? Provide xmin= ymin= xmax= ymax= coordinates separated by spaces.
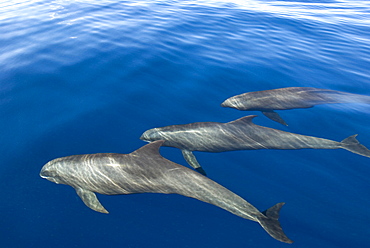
xmin=227 ymin=115 xmax=258 ymax=125
xmin=132 ymin=140 xmax=165 ymax=157
xmin=75 ymin=187 xmax=109 ymax=214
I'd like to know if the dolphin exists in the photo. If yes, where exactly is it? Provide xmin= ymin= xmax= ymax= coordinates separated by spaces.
xmin=221 ymin=87 xmax=370 ymax=126
xmin=40 ymin=140 xmax=293 ymax=243
xmin=140 ymin=116 xmax=370 ymax=174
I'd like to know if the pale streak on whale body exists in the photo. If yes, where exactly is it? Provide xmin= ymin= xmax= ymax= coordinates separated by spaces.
xmin=40 ymin=140 xmax=293 ymax=243
xmin=140 ymin=116 xmax=370 ymax=174
xmin=221 ymin=87 xmax=370 ymax=126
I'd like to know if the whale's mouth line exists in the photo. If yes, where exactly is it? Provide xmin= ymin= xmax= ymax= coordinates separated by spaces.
xmin=39 ymin=170 xmax=47 ymax=178
xmin=40 ymin=173 xmax=50 ymax=180
xmin=40 ymin=175 xmax=60 ymax=184
xmin=140 ymin=135 xmax=151 ymax=143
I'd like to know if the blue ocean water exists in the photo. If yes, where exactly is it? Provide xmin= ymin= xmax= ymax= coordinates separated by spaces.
xmin=1 ymin=0 xmax=370 ymax=247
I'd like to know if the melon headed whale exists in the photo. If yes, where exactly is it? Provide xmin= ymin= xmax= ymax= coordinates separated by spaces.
xmin=140 ymin=116 xmax=370 ymax=175
xmin=221 ymin=87 xmax=370 ymax=126
xmin=40 ymin=140 xmax=293 ymax=244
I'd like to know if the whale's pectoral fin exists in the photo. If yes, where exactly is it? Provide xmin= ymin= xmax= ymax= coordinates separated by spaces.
xmin=75 ymin=187 xmax=109 ymax=214
xmin=262 ymin=111 xmax=288 ymax=126
xmin=181 ymin=150 xmax=207 ymax=176
xmin=258 ymin=202 xmax=293 ymax=244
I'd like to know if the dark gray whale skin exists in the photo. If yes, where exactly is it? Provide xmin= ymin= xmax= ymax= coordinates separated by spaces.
xmin=140 ymin=116 xmax=370 ymax=174
xmin=40 ymin=140 xmax=293 ymax=243
xmin=221 ymin=87 xmax=370 ymax=125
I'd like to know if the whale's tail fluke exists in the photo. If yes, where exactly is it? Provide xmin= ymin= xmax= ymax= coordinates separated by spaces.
xmin=257 ymin=202 xmax=293 ymax=244
xmin=341 ymin=134 xmax=370 ymax=158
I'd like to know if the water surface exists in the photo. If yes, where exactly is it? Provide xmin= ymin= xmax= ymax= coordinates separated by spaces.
xmin=1 ymin=1 xmax=370 ymax=247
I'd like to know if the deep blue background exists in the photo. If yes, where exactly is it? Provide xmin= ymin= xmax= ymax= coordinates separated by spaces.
xmin=1 ymin=0 xmax=370 ymax=247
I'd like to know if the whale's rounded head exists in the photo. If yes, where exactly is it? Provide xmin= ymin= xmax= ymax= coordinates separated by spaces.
xmin=140 ymin=128 xmax=163 ymax=142
xmin=221 ymin=94 xmax=259 ymax=111
xmin=221 ymin=96 xmax=246 ymax=110
xmin=40 ymin=158 xmax=64 ymax=184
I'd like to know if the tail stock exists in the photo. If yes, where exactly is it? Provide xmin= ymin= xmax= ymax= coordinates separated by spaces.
xmin=257 ymin=202 xmax=293 ymax=244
